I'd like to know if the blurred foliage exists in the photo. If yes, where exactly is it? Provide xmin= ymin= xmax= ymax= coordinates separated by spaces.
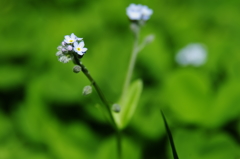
xmin=0 ymin=0 xmax=240 ymax=158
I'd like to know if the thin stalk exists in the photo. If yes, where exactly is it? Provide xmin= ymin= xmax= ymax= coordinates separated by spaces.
xmin=122 ymin=26 xmax=140 ymax=97
xmin=73 ymin=55 xmax=116 ymax=128
xmin=117 ymin=130 xmax=122 ymax=159
xmin=79 ymin=63 xmax=117 ymax=128
xmin=73 ymin=55 xmax=122 ymax=158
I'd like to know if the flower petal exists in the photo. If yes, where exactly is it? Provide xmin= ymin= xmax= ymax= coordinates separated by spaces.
xmin=73 ymin=42 xmax=78 ymax=47
xmin=77 ymin=51 xmax=84 ymax=56
xmin=64 ymin=35 xmax=70 ymax=40
xmin=79 ymin=41 xmax=84 ymax=48
xmin=71 ymin=33 xmax=76 ymax=39
xmin=82 ymin=48 xmax=87 ymax=52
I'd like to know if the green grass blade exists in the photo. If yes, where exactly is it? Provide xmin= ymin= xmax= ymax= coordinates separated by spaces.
xmin=160 ymin=110 xmax=179 ymax=159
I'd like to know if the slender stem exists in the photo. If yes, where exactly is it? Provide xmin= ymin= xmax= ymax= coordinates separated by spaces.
xmin=73 ymin=56 xmax=122 ymax=158
xmin=72 ymin=55 xmax=117 ymax=129
xmin=117 ymin=130 xmax=122 ymax=159
xmin=122 ymin=26 xmax=140 ymax=97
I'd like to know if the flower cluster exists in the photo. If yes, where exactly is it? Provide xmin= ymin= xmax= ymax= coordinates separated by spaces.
xmin=56 ymin=33 xmax=88 ymax=63
xmin=126 ymin=3 xmax=153 ymax=21
xmin=175 ymin=43 xmax=207 ymax=67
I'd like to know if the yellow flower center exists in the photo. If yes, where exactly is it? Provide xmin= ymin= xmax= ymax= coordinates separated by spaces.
xmin=69 ymin=40 xmax=74 ymax=43
xmin=77 ymin=48 xmax=81 ymax=51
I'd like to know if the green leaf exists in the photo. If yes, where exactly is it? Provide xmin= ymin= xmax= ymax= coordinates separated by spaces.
xmin=113 ymin=79 xmax=143 ymax=129
xmin=168 ymin=129 xmax=240 ymax=159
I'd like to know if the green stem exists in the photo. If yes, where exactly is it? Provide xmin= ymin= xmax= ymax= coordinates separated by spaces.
xmin=117 ymin=130 xmax=122 ymax=159
xmin=73 ymin=55 xmax=117 ymax=129
xmin=73 ymin=56 xmax=122 ymax=158
xmin=122 ymin=25 xmax=140 ymax=97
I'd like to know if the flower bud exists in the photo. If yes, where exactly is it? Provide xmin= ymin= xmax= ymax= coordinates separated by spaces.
xmin=67 ymin=45 xmax=73 ymax=51
xmin=59 ymin=56 xmax=71 ymax=63
xmin=57 ymin=45 xmax=63 ymax=50
xmin=56 ymin=51 xmax=63 ymax=56
xmin=73 ymin=65 xmax=81 ymax=73
xmin=61 ymin=48 xmax=67 ymax=53
xmin=144 ymin=34 xmax=155 ymax=44
xmin=112 ymin=104 xmax=121 ymax=113
xmin=82 ymin=85 xmax=92 ymax=95
xmin=62 ymin=41 xmax=66 ymax=46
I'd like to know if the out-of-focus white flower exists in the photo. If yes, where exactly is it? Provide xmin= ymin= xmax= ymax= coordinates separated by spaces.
xmin=175 ymin=43 xmax=207 ymax=67
xmin=126 ymin=3 xmax=153 ymax=21
xmin=73 ymin=41 xmax=88 ymax=55
xmin=141 ymin=5 xmax=153 ymax=20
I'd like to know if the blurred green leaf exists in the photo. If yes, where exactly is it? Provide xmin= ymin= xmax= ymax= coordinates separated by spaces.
xmin=113 ymin=79 xmax=143 ymax=129
xmin=164 ymin=68 xmax=212 ymax=125
xmin=0 ymin=66 xmax=26 ymax=90
xmin=168 ymin=129 xmax=240 ymax=159
xmin=0 ymin=111 xmax=12 ymax=140
xmin=97 ymin=135 xmax=141 ymax=159
xmin=130 ymin=90 xmax=165 ymax=139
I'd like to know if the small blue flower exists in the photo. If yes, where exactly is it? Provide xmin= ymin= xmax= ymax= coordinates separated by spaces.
xmin=64 ymin=33 xmax=83 ymax=44
xmin=126 ymin=3 xmax=153 ymax=21
xmin=73 ymin=41 xmax=88 ymax=55
xmin=175 ymin=43 xmax=207 ymax=67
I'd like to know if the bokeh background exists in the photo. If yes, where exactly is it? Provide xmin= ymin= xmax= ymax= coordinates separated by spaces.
xmin=1 ymin=0 xmax=240 ymax=158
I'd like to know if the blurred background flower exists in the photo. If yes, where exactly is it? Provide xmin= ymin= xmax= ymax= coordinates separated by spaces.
xmin=175 ymin=43 xmax=207 ymax=66
xmin=0 ymin=0 xmax=240 ymax=159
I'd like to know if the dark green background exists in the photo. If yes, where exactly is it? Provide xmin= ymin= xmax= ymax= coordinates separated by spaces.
xmin=0 ymin=0 xmax=240 ymax=158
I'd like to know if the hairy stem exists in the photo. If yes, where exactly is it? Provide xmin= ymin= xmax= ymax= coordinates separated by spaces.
xmin=73 ymin=55 xmax=122 ymax=158
xmin=73 ymin=55 xmax=117 ymax=129
xmin=122 ymin=25 xmax=140 ymax=97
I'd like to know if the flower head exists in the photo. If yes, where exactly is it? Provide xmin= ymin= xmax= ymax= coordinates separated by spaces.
xmin=126 ymin=3 xmax=153 ymax=21
xmin=73 ymin=41 xmax=88 ymax=56
xmin=175 ymin=43 xmax=207 ymax=67
xmin=56 ymin=33 xmax=87 ymax=64
xmin=141 ymin=5 xmax=153 ymax=20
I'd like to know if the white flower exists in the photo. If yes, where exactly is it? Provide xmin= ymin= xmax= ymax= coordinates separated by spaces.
xmin=126 ymin=3 xmax=153 ymax=21
xmin=73 ymin=41 xmax=88 ymax=55
xmin=64 ymin=33 xmax=83 ymax=44
xmin=141 ymin=5 xmax=153 ymax=20
xmin=175 ymin=43 xmax=207 ymax=67
xmin=64 ymin=33 xmax=76 ymax=44
xmin=126 ymin=4 xmax=143 ymax=20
